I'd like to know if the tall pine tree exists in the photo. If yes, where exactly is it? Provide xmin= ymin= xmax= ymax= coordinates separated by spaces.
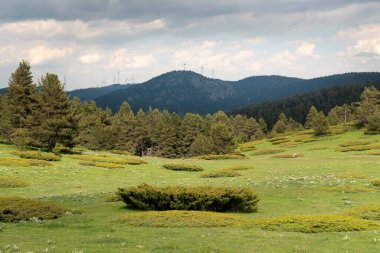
xmin=31 ymin=73 xmax=76 ymax=151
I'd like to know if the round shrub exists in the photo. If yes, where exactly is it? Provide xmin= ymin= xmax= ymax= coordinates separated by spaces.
xmin=0 ymin=197 xmax=70 ymax=222
xmin=117 ymin=184 xmax=259 ymax=212
xmin=0 ymin=177 xmax=29 ymax=188
xmin=163 ymin=163 xmax=203 ymax=172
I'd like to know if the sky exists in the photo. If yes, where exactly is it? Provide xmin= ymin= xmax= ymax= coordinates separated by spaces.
xmin=0 ymin=0 xmax=379 ymax=90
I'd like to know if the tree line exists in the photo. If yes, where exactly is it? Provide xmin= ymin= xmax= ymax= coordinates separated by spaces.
xmin=0 ymin=61 xmax=379 ymax=157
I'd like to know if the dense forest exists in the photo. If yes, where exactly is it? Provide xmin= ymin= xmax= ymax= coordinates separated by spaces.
xmin=232 ymin=82 xmax=380 ymax=128
xmin=1 ymin=61 xmax=379 ymax=158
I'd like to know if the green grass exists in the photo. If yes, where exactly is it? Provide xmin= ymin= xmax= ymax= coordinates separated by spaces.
xmin=0 ymin=129 xmax=380 ymax=252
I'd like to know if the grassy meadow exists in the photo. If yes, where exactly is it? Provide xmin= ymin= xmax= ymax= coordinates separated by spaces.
xmin=1 ymin=126 xmax=380 ymax=252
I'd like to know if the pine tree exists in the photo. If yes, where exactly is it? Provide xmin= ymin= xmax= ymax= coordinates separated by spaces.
xmin=305 ymin=106 xmax=319 ymax=129
xmin=6 ymin=60 xmax=37 ymax=147
xmin=189 ymin=134 xmax=214 ymax=156
xmin=356 ymin=86 xmax=380 ymax=127
xmin=313 ymin=111 xmax=329 ymax=136
xmin=113 ymin=101 xmax=135 ymax=152
xmin=31 ymin=73 xmax=76 ymax=151
xmin=272 ymin=113 xmax=288 ymax=134
xmin=258 ymin=117 xmax=268 ymax=134
xmin=0 ymin=95 xmax=12 ymax=140
xmin=209 ymin=122 xmax=236 ymax=154
xmin=180 ymin=113 xmax=205 ymax=155
xmin=133 ymin=109 xmax=151 ymax=156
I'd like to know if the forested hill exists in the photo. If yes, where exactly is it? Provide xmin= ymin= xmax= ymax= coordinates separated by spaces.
xmin=67 ymin=84 xmax=132 ymax=102
xmin=232 ymin=82 xmax=380 ymax=128
xmin=94 ymin=71 xmax=380 ymax=113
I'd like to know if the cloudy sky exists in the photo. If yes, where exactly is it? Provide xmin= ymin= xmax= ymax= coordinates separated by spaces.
xmin=0 ymin=0 xmax=379 ymax=90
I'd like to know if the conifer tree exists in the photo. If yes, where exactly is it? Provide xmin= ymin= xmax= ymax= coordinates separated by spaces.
xmin=133 ymin=109 xmax=151 ymax=156
xmin=209 ymin=121 xmax=236 ymax=154
xmin=113 ymin=101 xmax=135 ymax=152
xmin=31 ymin=73 xmax=76 ymax=151
xmin=272 ymin=113 xmax=288 ymax=134
xmin=0 ymin=96 xmax=12 ymax=140
xmin=6 ymin=60 xmax=37 ymax=147
xmin=313 ymin=111 xmax=329 ymax=136
xmin=258 ymin=117 xmax=268 ymax=134
xmin=305 ymin=106 xmax=319 ymax=129
xmin=180 ymin=113 xmax=205 ymax=155
xmin=356 ymin=86 xmax=380 ymax=127
xmin=189 ymin=134 xmax=214 ymax=156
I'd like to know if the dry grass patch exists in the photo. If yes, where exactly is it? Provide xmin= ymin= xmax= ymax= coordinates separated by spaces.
xmin=335 ymin=172 xmax=367 ymax=179
xmin=122 ymin=210 xmax=246 ymax=227
xmin=247 ymin=214 xmax=380 ymax=233
xmin=0 ymin=197 xmax=71 ymax=222
xmin=163 ymin=163 xmax=204 ymax=172
xmin=201 ymin=170 xmax=241 ymax=178
xmin=251 ymin=149 xmax=285 ymax=156
xmin=0 ymin=176 xmax=29 ymax=188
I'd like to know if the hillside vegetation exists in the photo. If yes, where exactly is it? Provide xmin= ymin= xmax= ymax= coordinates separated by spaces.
xmin=0 ymin=127 xmax=380 ymax=252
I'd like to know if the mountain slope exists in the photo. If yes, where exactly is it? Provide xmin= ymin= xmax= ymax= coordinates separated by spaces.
xmin=67 ymin=84 xmax=132 ymax=102
xmin=95 ymin=71 xmax=380 ymax=114
xmin=232 ymin=82 xmax=380 ymax=128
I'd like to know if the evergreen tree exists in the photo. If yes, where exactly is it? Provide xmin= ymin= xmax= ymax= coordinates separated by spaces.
xmin=189 ymin=134 xmax=214 ymax=156
xmin=272 ymin=113 xmax=288 ymax=134
xmin=313 ymin=111 xmax=329 ymax=136
xmin=305 ymin=106 xmax=318 ymax=129
xmin=0 ymin=95 xmax=12 ymax=140
xmin=258 ymin=117 xmax=268 ymax=134
xmin=133 ymin=109 xmax=151 ymax=156
xmin=113 ymin=101 xmax=135 ymax=152
xmin=366 ymin=109 xmax=380 ymax=134
xmin=356 ymin=86 xmax=380 ymax=127
xmin=209 ymin=122 xmax=236 ymax=154
xmin=31 ymin=73 xmax=76 ymax=151
xmin=6 ymin=60 xmax=37 ymax=147
xmin=180 ymin=113 xmax=205 ymax=155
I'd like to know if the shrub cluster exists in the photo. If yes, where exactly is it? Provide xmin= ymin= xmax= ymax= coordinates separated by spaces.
xmin=201 ymin=170 xmax=241 ymax=178
xmin=0 ymin=176 xmax=29 ymax=188
xmin=0 ymin=157 xmax=50 ymax=167
xmin=80 ymin=161 xmax=125 ymax=169
xmin=319 ymin=185 xmax=375 ymax=193
xmin=12 ymin=150 xmax=60 ymax=161
xmin=122 ymin=210 xmax=246 ymax=227
xmin=339 ymin=141 xmax=372 ymax=147
xmin=0 ymin=197 xmax=69 ymax=222
xmin=371 ymin=179 xmax=380 ymax=187
xmin=68 ymin=154 xmax=147 ymax=165
xmin=163 ymin=163 xmax=204 ymax=172
xmin=193 ymin=153 xmax=246 ymax=160
xmin=251 ymin=148 xmax=285 ymax=156
xmin=336 ymin=143 xmax=380 ymax=152
xmin=335 ymin=172 xmax=367 ymax=179
xmin=247 ymin=214 xmax=380 ymax=233
xmin=344 ymin=204 xmax=380 ymax=221
xmin=117 ymin=184 xmax=259 ymax=212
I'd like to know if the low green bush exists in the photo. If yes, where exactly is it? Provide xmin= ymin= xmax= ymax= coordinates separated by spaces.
xmin=339 ymin=141 xmax=372 ymax=147
xmin=163 ymin=163 xmax=204 ymax=172
xmin=0 ymin=197 xmax=70 ymax=222
xmin=336 ymin=143 xmax=380 ymax=152
xmin=319 ymin=185 xmax=375 ymax=193
xmin=371 ymin=179 xmax=380 ymax=187
xmin=201 ymin=169 xmax=241 ymax=178
xmin=122 ymin=210 xmax=246 ymax=227
xmin=0 ymin=177 xmax=29 ymax=188
xmin=12 ymin=150 xmax=60 ymax=161
xmin=110 ymin=150 xmax=133 ymax=156
xmin=344 ymin=204 xmax=380 ymax=221
xmin=247 ymin=214 xmax=380 ymax=233
xmin=117 ymin=184 xmax=259 ymax=212
xmin=335 ymin=172 xmax=367 ymax=179
xmin=68 ymin=154 xmax=147 ymax=165
xmin=193 ymin=153 xmax=246 ymax=160
xmin=251 ymin=149 xmax=285 ymax=156
xmin=0 ymin=157 xmax=50 ymax=167
xmin=80 ymin=161 xmax=125 ymax=169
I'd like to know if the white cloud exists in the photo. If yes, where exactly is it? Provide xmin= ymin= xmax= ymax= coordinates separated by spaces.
xmin=108 ymin=49 xmax=155 ymax=69
xmin=28 ymin=45 xmax=73 ymax=65
xmin=79 ymin=53 xmax=101 ymax=64
xmin=296 ymin=42 xmax=316 ymax=57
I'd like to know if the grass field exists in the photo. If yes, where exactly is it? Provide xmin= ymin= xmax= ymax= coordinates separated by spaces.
xmin=1 ymin=127 xmax=380 ymax=252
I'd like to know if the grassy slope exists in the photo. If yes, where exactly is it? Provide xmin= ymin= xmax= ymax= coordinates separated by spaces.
xmin=0 ymin=128 xmax=380 ymax=252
